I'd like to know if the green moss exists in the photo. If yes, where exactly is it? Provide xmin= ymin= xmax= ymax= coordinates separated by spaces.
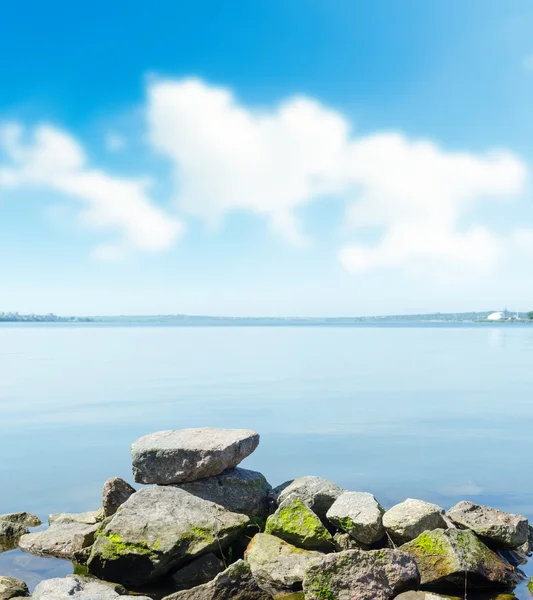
xmin=99 ymin=532 xmax=160 ymax=560
xmin=306 ymin=570 xmax=337 ymax=600
xmin=72 ymin=563 xmax=89 ymax=577
xmin=333 ymin=516 xmax=355 ymax=534
xmin=412 ymin=531 xmax=446 ymax=555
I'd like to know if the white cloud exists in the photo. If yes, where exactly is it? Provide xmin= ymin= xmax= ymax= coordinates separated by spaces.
xmin=0 ymin=123 xmax=182 ymax=257
xmin=147 ymin=78 xmax=527 ymax=276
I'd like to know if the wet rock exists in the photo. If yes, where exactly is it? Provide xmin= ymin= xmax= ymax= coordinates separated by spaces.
xmin=32 ymin=574 xmax=151 ymax=599
xmin=18 ymin=522 xmax=98 ymax=559
xmin=131 ymin=427 xmax=259 ymax=484
xmin=0 ymin=521 xmax=28 ymax=552
xmin=383 ymin=499 xmax=448 ymax=545
xmin=178 ymin=468 xmax=270 ymax=518
xmin=102 ymin=477 xmax=136 ymax=517
xmin=446 ymin=501 xmax=528 ymax=549
xmin=265 ymin=496 xmax=333 ymax=551
xmin=0 ymin=576 xmax=29 ymax=599
xmin=170 ymin=553 xmax=224 ymax=590
xmin=162 ymin=560 xmax=270 ymax=600
xmin=271 ymin=476 xmax=344 ymax=519
xmin=244 ymin=533 xmax=322 ymax=597
xmin=87 ymin=486 xmax=249 ymax=586
xmin=326 ymin=491 xmax=385 ymax=544
xmin=0 ymin=513 xmax=41 ymax=528
xmin=303 ymin=548 xmax=419 ymax=600
xmin=400 ymin=528 xmax=515 ymax=588
xmin=48 ymin=511 xmax=102 ymax=525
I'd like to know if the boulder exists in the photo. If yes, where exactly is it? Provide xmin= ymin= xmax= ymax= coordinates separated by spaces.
xmin=102 ymin=477 xmax=136 ymax=517
xmin=162 ymin=560 xmax=270 ymax=600
xmin=87 ymin=486 xmax=249 ymax=585
xmin=332 ymin=532 xmax=368 ymax=551
xmin=394 ymin=593 xmax=461 ymax=600
xmin=400 ymin=528 xmax=515 ymax=588
xmin=131 ymin=428 xmax=259 ymax=484
xmin=0 ymin=512 xmax=41 ymax=528
xmin=18 ymin=522 xmax=98 ymax=559
xmin=326 ymin=491 xmax=385 ymax=544
xmin=271 ymin=476 xmax=344 ymax=519
xmin=0 ymin=576 xmax=29 ymax=599
xmin=244 ymin=533 xmax=322 ymax=597
xmin=446 ymin=501 xmax=528 ymax=549
xmin=48 ymin=511 xmax=102 ymax=525
xmin=178 ymin=468 xmax=270 ymax=518
xmin=170 ymin=553 xmax=224 ymax=590
xmin=0 ymin=521 xmax=28 ymax=552
xmin=302 ymin=548 xmax=420 ymax=600
xmin=264 ymin=496 xmax=333 ymax=551
xmin=32 ymin=575 xmax=152 ymax=599
xmin=383 ymin=499 xmax=448 ymax=544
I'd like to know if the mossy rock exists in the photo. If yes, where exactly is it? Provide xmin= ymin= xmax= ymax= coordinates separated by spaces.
xmin=265 ymin=496 xmax=333 ymax=551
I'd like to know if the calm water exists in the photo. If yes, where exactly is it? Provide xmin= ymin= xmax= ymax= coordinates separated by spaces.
xmin=1 ymin=323 xmax=533 ymax=595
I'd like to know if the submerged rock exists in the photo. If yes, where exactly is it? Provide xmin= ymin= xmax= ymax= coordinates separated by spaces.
xmin=131 ymin=428 xmax=259 ymax=484
xmin=0 ymin=512 xmax=41 ymax=528
xmin=48 ymin=511 xmax=102 ymax=525
xmin=87 ymin=486 xmax=249 ymax=585
xmin=0 ymin=521 xmax=28 ymax=552
xmin=326 ymin=491 xmax=385 ymax=544
xmin=102 ymin=477 xmax=136 ymax=517
xmin=244 ymin=533 xmax=322 ymax=597
xmin=271 ymin=476 xmax=344 ymax=519
xmin=446 ymin=501 xmax=528 ymax=549
xmin=32 ymin=575 xmax=151 ymax=599
xmin=0 ymin=576 xmax=29 ymax=599
xmin=400 ymin=528 xmax=515 ymax=588
xmin=170 ymin=553 xmax=224 ymax=590
xmin=162 ymin=560 xmax=270 ymax=600
xmin=265 ymin=496 xmax=333 ymax=551
xmin=383 ymin=499 xmax=448 ymax=545
xmin=303 ymin=548 xmax=419 ymax=600
xmin=178 ymin=467 xmax=270 ymax=518
xmin=19 ymin=522 xmax=98 ymax=559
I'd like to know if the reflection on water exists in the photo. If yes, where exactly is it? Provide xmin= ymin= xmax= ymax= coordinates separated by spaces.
xmin=1 ymin=323 xmax=533 ymax=596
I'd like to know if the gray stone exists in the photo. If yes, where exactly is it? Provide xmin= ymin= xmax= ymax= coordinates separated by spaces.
xmin=48 ymin=511 xmax=101 ymax=525
xmin=332 ymin=532 xmax=368 ymax=551
xmin=271 ymin=476 xmax=344 ymax=519
xmin=87 ymin=486 xmax=249 ymax=585
xmin=18 ymin=522 xmax=98 ymax=559
xmin=400 ymin=528 xmax=515 ymax=588
xmin=395 ymin=593 xmax=462 ymax=600
xmin=264 ymin=496 xmax=333 ymax=551
xmin=446 ymin=501 xmax=528 ymax=548
xmin=131 ymin=428 xmax=259 ymax=484
xmin=0 ymin=513 xmax=41 ymax=528
xmin=0 ymin=576 xmax=29 ymax=599
xmin=170 ymin=553 xmax=224 ymax=590
xmin=383 ymin=498 xmax=447 ymax=545
xmin=0 ymin=521 xmax=28 ymax=552
xmin=32 ymin=575 xmax=151 ymax=599
xmin=303 ymin=548 xmax=419 ymax=600
xmin=102 ymin=477 xmax=136 ymax=517
xmin=177 ymin=468 xmax=270 ymax=518
xmin=244 ymin=533 xmax=322 ymax=597
xmin=163 ymin=560 xmax=271 ymax=600
xmin=326 ymin=491 xmax=385 ymax=544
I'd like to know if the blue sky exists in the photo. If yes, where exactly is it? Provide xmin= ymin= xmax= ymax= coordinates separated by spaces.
xmin=1 ymin=0 xmax=533 ymax=316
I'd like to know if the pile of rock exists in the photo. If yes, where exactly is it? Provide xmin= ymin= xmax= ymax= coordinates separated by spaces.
xmin=8 ymin=427 xmax=533 ymax=600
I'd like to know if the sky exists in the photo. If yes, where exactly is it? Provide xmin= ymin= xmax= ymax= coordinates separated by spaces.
xmin=1 ymin=0 xmax=533 ymax=316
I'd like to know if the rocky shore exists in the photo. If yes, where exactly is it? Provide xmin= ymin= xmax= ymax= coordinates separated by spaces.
xmin=1 ymin=427 xmax=532 ymax=600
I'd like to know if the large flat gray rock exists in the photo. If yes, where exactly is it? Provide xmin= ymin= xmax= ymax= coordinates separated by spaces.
xmin=326 ymin=491 xmax=385 ymax=544
xmin=131 ymin=428 xmax=260 ymax=484
xmin=177 ymin=467 xmax=270 ymax=517
xmin=87 ymin=486 xmax=249 ymax=585
xmin=383 ymin=498 xmax=447 ymax=544
xmin=244 ymin=533 xmax=322 ymax=597
xmin=163 ymin=560 xmax=270 ymax=600
xmin=19 ymin=522 xmax=98 ymax=559
xmin=303 ymin=548 xmax=419 ymax=600
xmin=446 ymin=501 xmax=528 ymax=548
xmin=32 ymin=575 xmax=151 ymax=599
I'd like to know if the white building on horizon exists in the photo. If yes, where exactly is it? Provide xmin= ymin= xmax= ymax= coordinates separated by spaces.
xmin=487 ymin=311 xmax=505 ymax=321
